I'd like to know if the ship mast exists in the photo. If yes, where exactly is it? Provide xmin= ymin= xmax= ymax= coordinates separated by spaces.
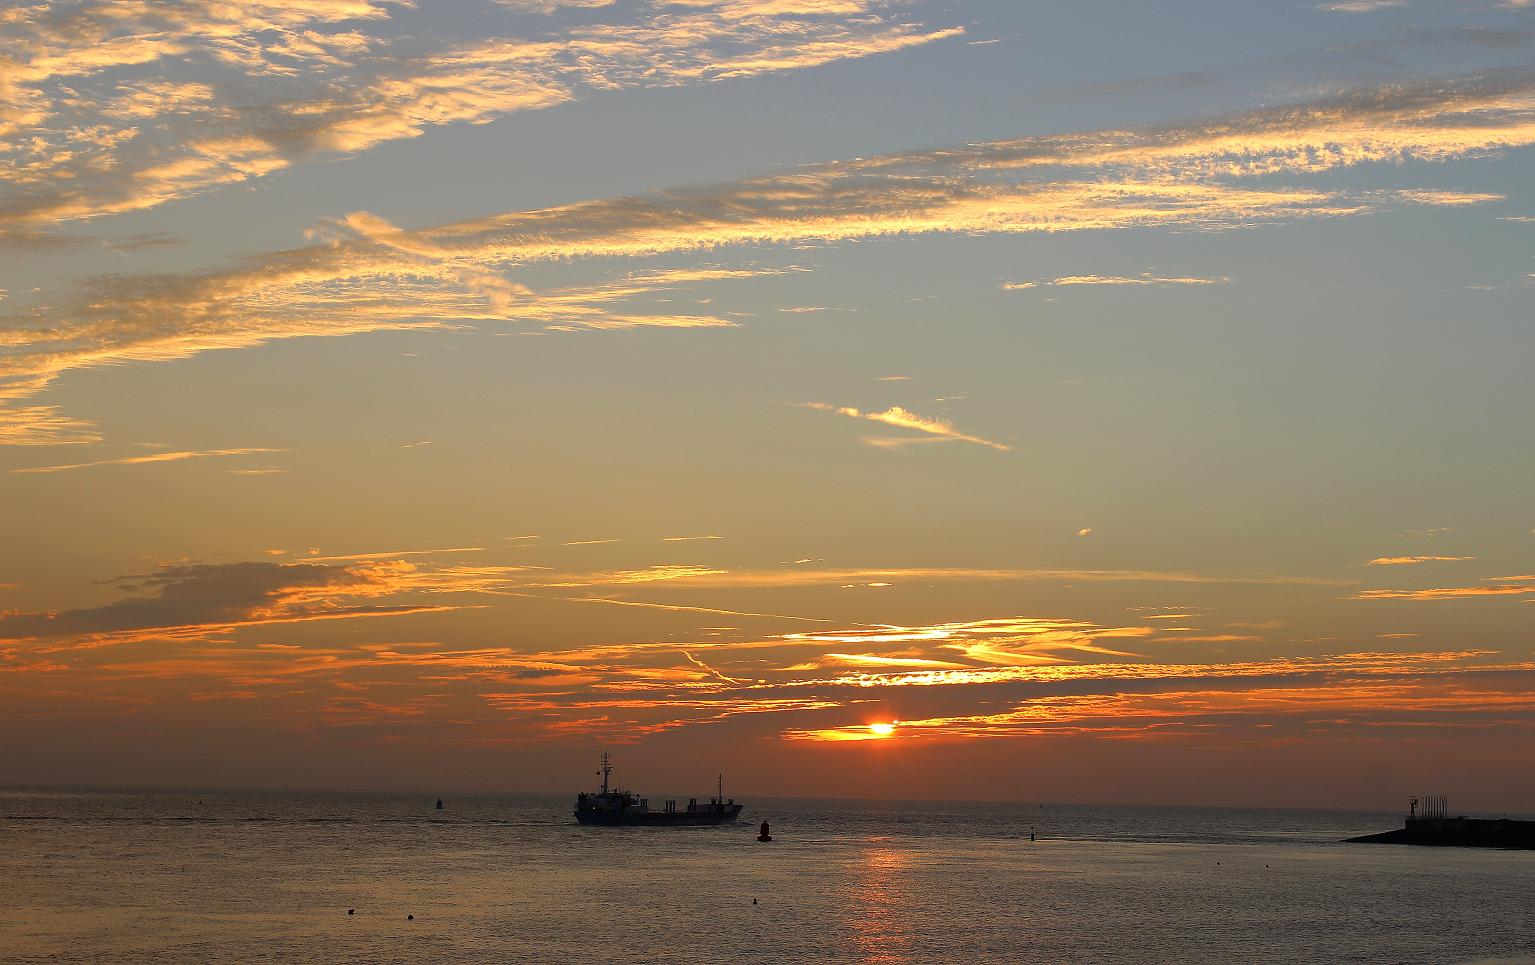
xmin=717 ymin=773 xmax=723 ymax=804
xmin=600 ymin=752 xmax=612 ymax=795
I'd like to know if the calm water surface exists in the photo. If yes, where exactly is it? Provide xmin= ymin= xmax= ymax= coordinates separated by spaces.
xmin=2 ymin=788 xmax=1532 ymax=963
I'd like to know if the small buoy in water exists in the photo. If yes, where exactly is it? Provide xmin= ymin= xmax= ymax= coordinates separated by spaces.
xmin=407 ymin=915 xmax=414 ymax=921
xmin=752 ymin=899 xmax=758 ymax=905
xmin=347 ymin=909 xmax=354 ymax=916
xmin=435 ymin=799 xmax=444 ymax=810
xmin=757 ymin=821 xmax=772 ymax=842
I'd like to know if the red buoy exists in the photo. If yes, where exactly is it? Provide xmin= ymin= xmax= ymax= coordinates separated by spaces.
xmin=757 ymin=821 xmax=772 ymax=842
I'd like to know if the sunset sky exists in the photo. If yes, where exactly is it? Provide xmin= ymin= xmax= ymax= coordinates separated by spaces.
xmin=3 ymin=0 xmax=1534 ymax=809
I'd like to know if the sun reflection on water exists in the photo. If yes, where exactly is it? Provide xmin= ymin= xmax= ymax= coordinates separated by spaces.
xmin=839 ymin=842 xmax=916 ymax=963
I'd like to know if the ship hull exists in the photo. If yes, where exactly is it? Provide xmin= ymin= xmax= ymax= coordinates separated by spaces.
xmin=575 ymin=808 xmax=743 ymax=827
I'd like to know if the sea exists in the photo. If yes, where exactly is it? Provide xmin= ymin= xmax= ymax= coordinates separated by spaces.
xmin=2 ymin=788 xmax=1531 ymax=964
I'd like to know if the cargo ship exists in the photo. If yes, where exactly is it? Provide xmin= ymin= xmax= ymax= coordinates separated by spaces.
xmin=1347 ymin=795 xmax=1535 ymax=850
xmin=574 ymin=753 xmax=744 ymax=826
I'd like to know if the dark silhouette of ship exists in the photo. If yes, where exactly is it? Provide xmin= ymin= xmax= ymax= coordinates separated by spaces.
xmin=1347 ymin=795 xmax=1535 ymax=850
xmin=574 ymin=753 xmax=744 ymax=826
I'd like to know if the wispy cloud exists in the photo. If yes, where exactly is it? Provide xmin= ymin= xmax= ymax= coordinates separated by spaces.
xmin=783 ymin=673 xmax=1535 ymax=742
xmin=0 ymin=406 xmax=103 ymax=446
xmin=1352 ymin=583 xmax=1535 ymax=600
xmin=6 ymin=70 xmax=1535 ymax=441
xmin=0 ymin=0 xmax=957 ymax=237
xmin=808 ymin=653 xmax=973 ymax=670
xmin=493 ymin=0 xmax=617 ymax=12
xmin=10 ymin=447 xmax=285 ymax=474
xmin=0 ymin=557 xmax=1314 ymax=661
xmin=0 ymin=560 xmax=460 ymax=647
xmin=0 ymin=0 xmax=962 ymax=238
xmin=9 ymin=568 xmax=1533 ymax=746
xmin=1367 ymin=555 xmax=1475 ymax=565
xmin=305 ymin=547 xmax=488 ymax=563
xmin=801 ymin=402 xmax=1011 ymax=451
xmin=1002 ymin=273 xmax=1230 ymax=290
xmin=1388 ymin=189 xmax=1503 ymax=206
xmin=1318 ymin=0 xmax=1409 ymax=12
xmin=532 ymin=563 xmax=1347 ymax=589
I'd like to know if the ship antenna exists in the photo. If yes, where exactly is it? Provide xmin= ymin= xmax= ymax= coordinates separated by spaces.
xmin=601 ymin=752 xmax=611 ymax=796
xmin=718 ymin=773 xmax=723 ymax=804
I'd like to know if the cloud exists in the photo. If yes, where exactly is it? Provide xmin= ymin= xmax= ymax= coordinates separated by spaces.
xmin=9 ymin=447 xmax=284 ymax=474
xmin=783 ymin=674 xmax=1535 ymax=742
xmin=1388 ymin=189 xmax=1503 ymax=206
xmin=775 ymin=617 xmax=1161 ymax=665
xmin=1003 ymin=273 xmax=1230 ymax=290
xmin=6 ymin=69 xmax=1535 ymax=440
xmin=0 ymin=560 xmax=456 ymax=646
xmin=9 ymin=577 xmax=1534 ymax=747
xmin=304 ymin=547 xmax=487 ymax=562
xmin=1318 ymin=0 xmax=1409 ymax=11
xmin=805 ymin=653 xmax=974 ymax=670
xmin=0 ymin=0 xmax=962 ymax=237
xmin=767 ymin=647 xmax=1525 ymax=695
xmin=493 ymin=0 xmax=617 ymax=12
xmin=0 ymin=405 xmax=102 ymax=446
xmin=530 ymin=564 xmax=1345 ymax=590
xmin=556 ymin=595 xmax=836 ymax=623
xmin=1157 ymin=633 xmax=1262 ymax=643
xmin=801 ymin=402 xmax=1011 ymax=450
xmin=0 ymin=556 xmax=561 ymax=652
xmin=378 ymin=610 xmax=1535 ymax=743
xmin=1352 ymin=584 xmax=1535 ymax=600
xmin=0 ymin=258 xmax=768 ymax=442
xmin=1367 ymin=556 xmax=1476 ymax=565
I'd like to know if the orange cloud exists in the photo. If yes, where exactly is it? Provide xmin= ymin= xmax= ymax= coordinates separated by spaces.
xmin=763 ymin=648 xmax=1520 ymax=692
xmin=10 ymin=447 xmax=285 ymax=474
xmin=1352 ymin=585 xmax=1535 ymax=600
xmin=816 ymin=653 xmax=973 ymax=670
xmin=304 ymin=547 xmax=488 ymax=562
xmin=532 ymin=564 xmax=1345 ymax=589
xmin=783 ymin=675 xmax=1535 ymax=742
xmin=8 ymin=577 xmax=1534 ymax=749
xmin=0 ymin=559 xmax=513 ymax=648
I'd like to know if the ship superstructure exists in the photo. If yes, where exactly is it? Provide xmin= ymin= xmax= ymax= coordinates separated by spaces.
xmin=574 ymin=753 xmax=744 ymax=826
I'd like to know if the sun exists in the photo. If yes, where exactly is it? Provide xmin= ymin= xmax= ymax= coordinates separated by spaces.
xmin=868 ymin=722 xmax=896 ymax=737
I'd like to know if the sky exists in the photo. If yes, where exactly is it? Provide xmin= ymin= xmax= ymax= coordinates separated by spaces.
xmin=2 ymin=0 xmax=1534 ymax=810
